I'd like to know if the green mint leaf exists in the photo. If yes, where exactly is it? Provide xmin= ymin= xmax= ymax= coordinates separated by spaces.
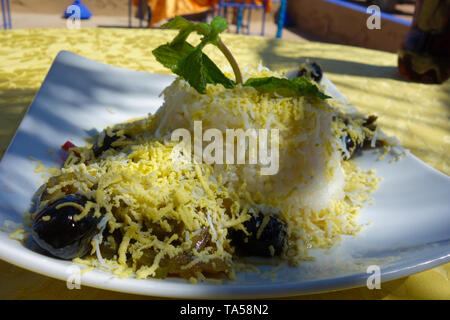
xmin=195 ymin=22 xmax=212 ymax=35
xmin=153 ymin=15 xmax=236 ymax=93
xmin=176 ymin=47 xmax=207 ymax=93
xmin=161 ymin=16 xmax=193 ymax=30
xmin=290 ymin=77 xmax=331 ymax=99
xmin=153 ymin=41 xmax=234 ymax=90
xmin=152 ymin=42 xmax=189 ymax=72
xmin=171 ymin=25 xmax=194 ymax=46
xmin=210 ymin=16 xmax=228 ymax=34
xmin=244 ymin=76 xmax=331 ymax=100
xmin=244 ymin=77 xmax=297 ymax=96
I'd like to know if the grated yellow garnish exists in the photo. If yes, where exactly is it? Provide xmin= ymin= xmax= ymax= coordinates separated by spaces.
xmin=73 ymin=201 xmax=94 ymax=222
xmin=55 ymin=202 xmax=85 ymax=212
xmin=9 ymin=229 xmax=26 ymax=241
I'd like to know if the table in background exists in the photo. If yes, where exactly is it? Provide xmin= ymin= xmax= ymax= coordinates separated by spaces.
xmin=0 ymin=28 xmax=449 ymax=299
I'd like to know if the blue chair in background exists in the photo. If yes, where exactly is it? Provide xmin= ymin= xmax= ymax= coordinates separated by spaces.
xmin=218 ymin=0 xmax=268 ymax=36
xmin=1 ymin=0 xmax=12 ymax=30
xmin=276 ymin=0 xmax=287 ymax=38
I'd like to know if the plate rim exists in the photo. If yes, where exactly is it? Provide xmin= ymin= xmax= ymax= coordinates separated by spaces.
xmin=0 ymin=234 xmax=448 ymax=298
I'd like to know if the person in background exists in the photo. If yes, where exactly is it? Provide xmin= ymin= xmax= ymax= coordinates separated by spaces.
xmin=398 ymin=0 xmax=449 ymax=83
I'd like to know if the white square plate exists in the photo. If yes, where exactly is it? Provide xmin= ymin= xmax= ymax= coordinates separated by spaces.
xmin=0 ymin=51 xmax=449 ymax=298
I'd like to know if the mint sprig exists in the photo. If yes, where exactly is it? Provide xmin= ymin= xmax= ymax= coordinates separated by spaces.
xmin=153 ymin=16 xmax=240 ymax=93
xmin=152 ymin=16 xmax=329 ymax=100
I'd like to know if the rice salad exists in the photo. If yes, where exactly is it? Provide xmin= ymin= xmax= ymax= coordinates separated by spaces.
xmin=28 ymin=64 xmax=399 ymax=282
xmin=27 ymin=16 xmax=403 ymax=283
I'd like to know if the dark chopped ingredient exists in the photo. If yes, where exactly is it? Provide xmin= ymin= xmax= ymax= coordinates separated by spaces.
xmin=229 ymin=210 xmax=287 ymax=257
xmin=343 ymin=134 xmax=364 ymax=160
xmin=340 ymin=115 xmax=378 ymax=160
xmin=297 ymin=61 xmax=323 ymax=83
xmin=363 ymin=115 xmax=378 ymax=131
xmin=92 ymin=130 xmax=129 ymax=157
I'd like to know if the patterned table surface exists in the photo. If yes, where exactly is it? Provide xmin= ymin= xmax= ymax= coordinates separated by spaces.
xmin=0 ymin=28 xmax=448 ymax=299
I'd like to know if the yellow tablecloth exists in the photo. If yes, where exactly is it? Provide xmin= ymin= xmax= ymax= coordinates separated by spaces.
xmin=0 ymin=28 xmax=448 ymax=300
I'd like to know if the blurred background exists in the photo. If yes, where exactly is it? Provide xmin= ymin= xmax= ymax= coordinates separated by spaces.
xmin=4 ymin=0 xmax=416 ymax=53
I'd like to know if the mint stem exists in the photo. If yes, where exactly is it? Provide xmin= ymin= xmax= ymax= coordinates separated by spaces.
xmin=217 ymin=38 xmax=243 ymax=84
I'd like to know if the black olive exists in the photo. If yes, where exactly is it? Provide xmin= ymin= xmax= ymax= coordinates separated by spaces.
xmin=297 ymin=61 xmax=323 ymax=83
xmin=342 ymin=134 xmax=363 ymax=160
xmin=229 ymin=210 xmax=287 ymax=257
xmin=31 ymin=194 xmax=102 ymax=259
xmin=92 ymin=130 xmax=128 ymax=157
